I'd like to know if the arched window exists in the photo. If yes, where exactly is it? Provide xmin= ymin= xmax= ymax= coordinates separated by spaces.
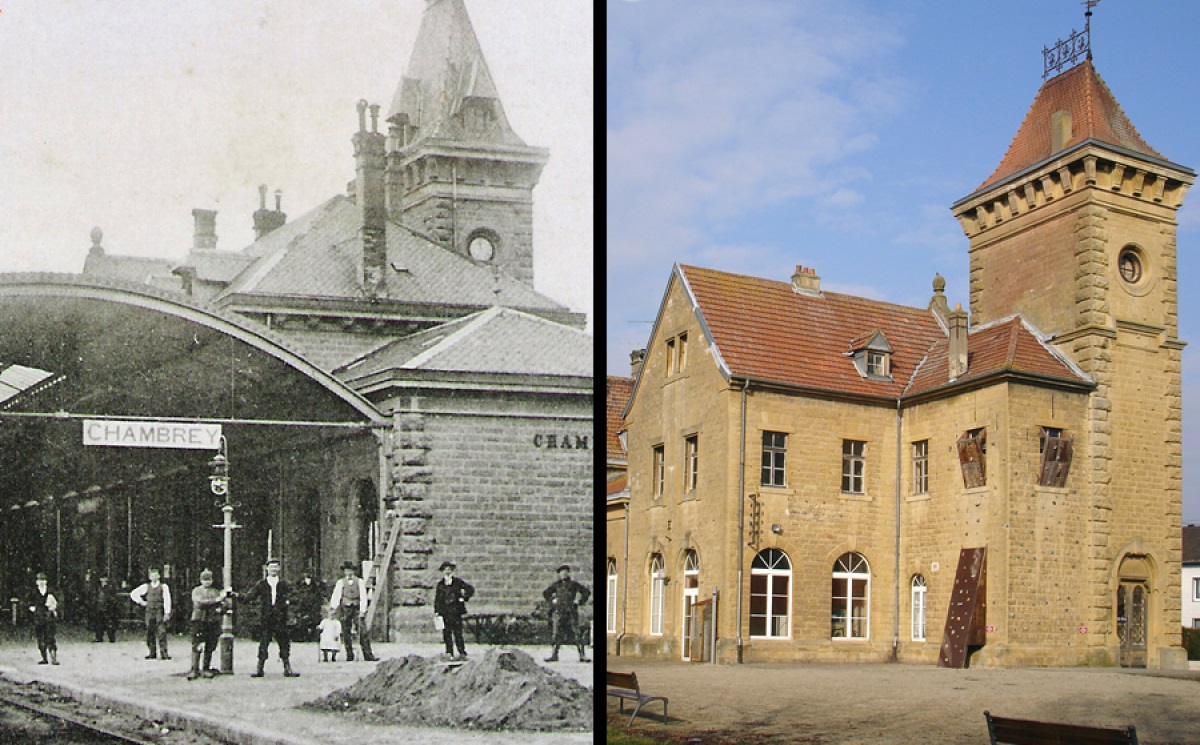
xmin=649 ymin=554 xmax=665 ymax=636
xmin=911 ymin=574 xmax=927 ymax=641
xmin=682 ymin=549 xmax=701 ymax=659
xmin=607 ymin=558 xmax=619 ymax=633
xmin=750 ymin=548 xmax=791 ymax=638
xmin=832 ymin=552 xmax=870 ymax=640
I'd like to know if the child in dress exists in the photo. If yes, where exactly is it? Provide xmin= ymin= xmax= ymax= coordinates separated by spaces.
xmin=317 ymin=606 xmax=342 ymax=662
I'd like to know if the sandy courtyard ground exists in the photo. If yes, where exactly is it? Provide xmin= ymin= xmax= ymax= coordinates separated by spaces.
xmin=607 ymin=659 xmax=1200 ymax=744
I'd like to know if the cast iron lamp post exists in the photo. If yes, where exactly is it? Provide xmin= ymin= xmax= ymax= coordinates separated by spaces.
xmin=209 ymin=436 xmax=240 ymax=674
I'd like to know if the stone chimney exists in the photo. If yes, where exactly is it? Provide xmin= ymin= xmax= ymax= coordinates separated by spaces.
xmin=928 ymin=273 xmax=950 ymax=326
xmin=948 ymin=303 xmax=969 ymax=380
xmin=252 ymin=185 xmax=287 ymax=240
xmin=354 ymin=99 xmax=388 ymax=297
xmin=791 ymin=265 xmax=822 ymax=296
xmin=630 ymin=348 xmax=646 ymax=380
xmin=192 ymin=209 xmax=217 ymax=251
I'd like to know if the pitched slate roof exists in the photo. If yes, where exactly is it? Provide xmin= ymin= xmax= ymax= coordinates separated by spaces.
xmin=386 ymin=0 xmax=523 ymax=147
xmin=216 ymin=195 xmax=568 ymax=314
xmin=607 ymin=375 xmax=632 ymax=462
xmin=677 ymin=264 xmax=1091 ymax=400
xmin=975 ymin=60 xmax=1165 ymax=193
xmin=82 ymin=251 xmax=179 ymax=289
xmin=1184 ymin=525 xmax=1200 ymax=565
xmin=337 ymin=306 xmax=591 ymax=379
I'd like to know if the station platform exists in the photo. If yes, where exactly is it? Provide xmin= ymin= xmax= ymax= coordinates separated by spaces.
xmin=0 ymin=626 xmax=593 ymax=744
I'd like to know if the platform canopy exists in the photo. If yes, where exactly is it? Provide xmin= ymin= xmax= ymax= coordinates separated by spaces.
xmin=0 ymin=274 xmax=385 ymax=514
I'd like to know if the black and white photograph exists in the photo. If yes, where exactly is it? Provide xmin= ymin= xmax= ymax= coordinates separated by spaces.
xmin=0 ymin=1 xmax=593 ymax=741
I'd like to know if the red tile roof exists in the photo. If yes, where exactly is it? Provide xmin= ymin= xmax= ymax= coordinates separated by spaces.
xmin=607 ymin=472 xmax=628 ymax=496
xmin=678 ymin=264 xmax=1090 ymax=400
xmin=607 ymin=375 xmax=632 ymax=461
xmin=906 ymin=316 xmax=1088 ymax=396
xmin=975 ymin=60 xmax=1164 ymax=193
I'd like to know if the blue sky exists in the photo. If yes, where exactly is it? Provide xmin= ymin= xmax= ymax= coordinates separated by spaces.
xmin=606 ymin=0 xmax=1200 ymax=523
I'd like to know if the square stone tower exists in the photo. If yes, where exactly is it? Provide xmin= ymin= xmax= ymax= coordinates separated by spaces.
xmin=951 ymin=59 xmax=1194 ymax=668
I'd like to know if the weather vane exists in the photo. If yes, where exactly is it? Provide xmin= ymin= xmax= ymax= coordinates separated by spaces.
xmin=1042 ymin=0 xmax=1100 ymax=79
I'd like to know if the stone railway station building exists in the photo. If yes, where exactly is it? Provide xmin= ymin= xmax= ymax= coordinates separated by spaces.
xmin=0 ymin=0 xmax=591 ymax=641
xmin=608 ymin=58 xmax=1192 ymax=668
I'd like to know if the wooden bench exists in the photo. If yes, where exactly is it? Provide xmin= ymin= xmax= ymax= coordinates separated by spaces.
xmin=607 ymin=671 xmax=668 ymax=726
xmin=985 ymin=710 xmax=1139 ymax=744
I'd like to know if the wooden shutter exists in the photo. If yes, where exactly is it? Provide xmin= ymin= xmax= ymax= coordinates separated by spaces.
xmin=937 ymin=547 xmax=987 ymax=669
xmin=957 ymin=432 xmax=986 ymax=488
xmin=1038 ymin=435 xmax=1073 ymax=488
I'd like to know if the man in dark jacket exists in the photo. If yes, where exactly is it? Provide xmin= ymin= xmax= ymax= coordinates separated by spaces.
xmin=542 ymin=564 xmax=590 ymax=662
xmin=432 ymin=561 xmax=474 ymax=661
xmin=241 ymin=558 xmax=299 ymax=678
xmin=28 ymin=572 xmax=60 ymax=665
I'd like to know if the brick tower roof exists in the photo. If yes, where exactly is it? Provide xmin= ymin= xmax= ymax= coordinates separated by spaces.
xmin=975 ymin=60 xmax=1165 ymax=194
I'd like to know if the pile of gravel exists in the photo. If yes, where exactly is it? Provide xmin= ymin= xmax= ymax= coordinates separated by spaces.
xmin=302 ymin=649 xmax=592 ymax=731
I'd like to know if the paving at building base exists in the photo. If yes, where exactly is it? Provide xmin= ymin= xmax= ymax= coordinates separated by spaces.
xmin=0 ymin=628 xmax=593 ymax=745
xmin=607 ymin=659 xmax=1200 ymax=744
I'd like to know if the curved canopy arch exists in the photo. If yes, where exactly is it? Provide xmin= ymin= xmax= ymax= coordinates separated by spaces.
xmin=0 ymin=273 xmax=386 ymax=426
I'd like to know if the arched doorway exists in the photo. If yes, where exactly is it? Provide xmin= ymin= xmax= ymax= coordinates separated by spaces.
xmin=1116 ymin=555 xmax=1152 ymax=668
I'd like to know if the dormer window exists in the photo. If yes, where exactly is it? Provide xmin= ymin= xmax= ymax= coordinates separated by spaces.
xmin=847 ymin=330 xmax=894 ymax=381
xmin=866 ymin=350 xmax=889 ymax=377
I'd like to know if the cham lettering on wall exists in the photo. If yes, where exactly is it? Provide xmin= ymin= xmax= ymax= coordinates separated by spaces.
xmin=532 ymin=433 xmax=589 ymax=450
xmin=82 ymin=420 xmax=223 ymax=450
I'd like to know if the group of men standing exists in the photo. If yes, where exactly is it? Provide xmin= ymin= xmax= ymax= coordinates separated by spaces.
xmin=25 ymin=558 xmax=591 ymax=672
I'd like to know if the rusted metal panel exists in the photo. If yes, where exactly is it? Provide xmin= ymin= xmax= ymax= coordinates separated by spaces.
xmin=938 ymin=547 xmax=987 ymax=668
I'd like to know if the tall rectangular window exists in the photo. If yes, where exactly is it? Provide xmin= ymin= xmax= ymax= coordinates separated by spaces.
xmin=665 ymin=337 xmax=676 ymax=375
xmin=1038 ymin=426 xmax=1073 ymax=487
xmin=684 ymin=435 xmax=699 ymax=492
xmin=652 ymin=445 xmax=665 ymax=498
xmin=1194 ymin=577 xmax=1200 ymax=602
xmin=677 ymin=332 xmax=688 ymax=372
xmin=761 ymin=431 xmax=787 ymax=487
xmin=842 ymin=440 xmax=865 ymax=494
xmin=607 ymin=559 xmax=619 ymax=633
xmin=912 ymin=439 xmax=929 ymax=495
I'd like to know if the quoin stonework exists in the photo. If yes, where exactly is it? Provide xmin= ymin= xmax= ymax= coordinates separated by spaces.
xmin=608 ymin=57 xmax=1192 ymax=668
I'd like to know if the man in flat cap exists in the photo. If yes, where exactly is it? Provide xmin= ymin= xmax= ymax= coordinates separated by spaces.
xmin=243 ymin=558 xmax=299 ymax=677
xmin=187 ymin=569 xmax=230 ymax=680
xmin=542 ymin=564 xmax=590 ymax=662
xmin=329 ymin=560 xmax=379 ymax=662
xmin=433 ymin=561 xmax=474 ymax=661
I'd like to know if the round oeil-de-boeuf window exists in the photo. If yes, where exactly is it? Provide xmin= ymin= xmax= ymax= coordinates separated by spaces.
xmin=1118 ymin=247 xmax=1143 ymax=284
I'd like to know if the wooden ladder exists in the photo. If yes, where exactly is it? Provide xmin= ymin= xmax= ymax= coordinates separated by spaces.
xmin=937 ymin=546 xmax=987 ymax=668
xmin=363 ymin=518 xmax=403 ymax=631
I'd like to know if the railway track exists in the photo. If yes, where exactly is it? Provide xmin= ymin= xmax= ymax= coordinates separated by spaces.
xmin=0 ymin=689 xmax=163 ymax=744
xmin=0 ymin=677 xmax=232 ymax=745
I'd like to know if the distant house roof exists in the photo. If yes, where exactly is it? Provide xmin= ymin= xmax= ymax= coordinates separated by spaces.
xmin=1184 ymin=525 xmax=1200 ymax=566
xmin=607 ymin=375 xmax=632 ymax=462
xmin=337 ymin=306 xmax=591 ymax=380
xmin=83 ymin=251 xmax=179 ymax=290
xmin=674 ymin=263 xmax=1091 ymax=402
xmin=974 ymin=60 xmax=1169 ymax=194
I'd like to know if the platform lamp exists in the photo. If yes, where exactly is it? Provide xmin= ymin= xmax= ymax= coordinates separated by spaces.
xmin=209 ymin=435 xmax=241 ymax=674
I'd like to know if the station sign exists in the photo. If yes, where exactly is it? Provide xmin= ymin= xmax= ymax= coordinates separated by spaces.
xmin=82 ymin=420 xmax=222 ymax=450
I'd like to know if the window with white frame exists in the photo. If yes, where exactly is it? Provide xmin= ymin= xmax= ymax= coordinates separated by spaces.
xmin=1194 ymin=577 xmax=1200 ymax=602
xmin=912 ymin=440 xmax=929 ymax=495
xmin=832 ymin=552 xmax=870 ymax=639
xmin=866 ymin=350 xmax=889 ymax=377
xmin=607 ymin=558 xmax=619 ymax=633
xmin=749 ymin=548 xmax=791 ymax=638
xmin=684 ymin=435 xmax=698 ymax=492
xmin=652 ymin=445 xmax=665 ymax=499
xmin=842 ymin=440 xmax=865 ymax=494
xmin=649 ymin=554 xmax=665 ymax=636
xmin=911 ymin=574 xmax=927 ymax=641
xmin=761 ymin=431 xmax=787 ymax=487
